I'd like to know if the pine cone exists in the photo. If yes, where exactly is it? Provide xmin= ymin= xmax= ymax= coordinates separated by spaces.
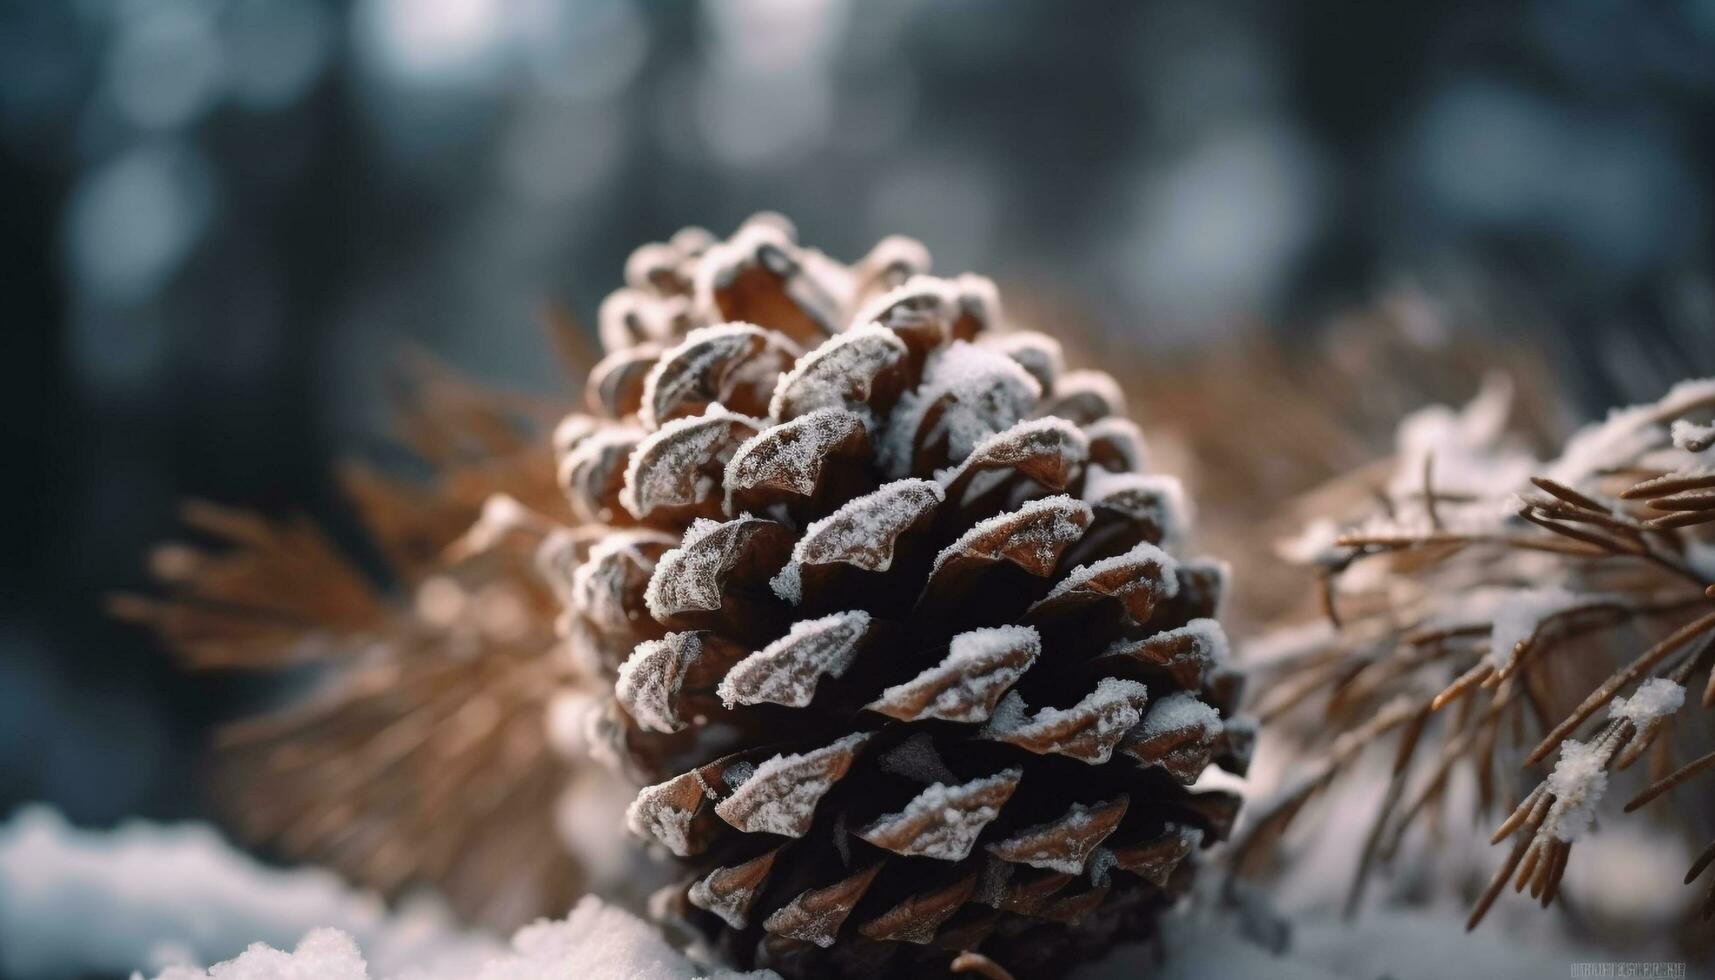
xmin=545 ymin=214 xmax=1252 ymax=978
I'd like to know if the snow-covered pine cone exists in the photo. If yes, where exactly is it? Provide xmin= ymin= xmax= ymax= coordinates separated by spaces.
xmin=543 ymin=214 xmax=1253 ymax=978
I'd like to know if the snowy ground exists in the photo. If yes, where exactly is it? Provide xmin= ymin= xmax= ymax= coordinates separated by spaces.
xmin=0 ymin=803 xmax=1687 ymax=979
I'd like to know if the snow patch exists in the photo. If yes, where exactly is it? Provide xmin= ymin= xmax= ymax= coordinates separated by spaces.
xmin=1608 ymin=678 xmax=1685 ymax=725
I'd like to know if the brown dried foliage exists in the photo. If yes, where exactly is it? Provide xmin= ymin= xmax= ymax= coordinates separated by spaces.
xmin=112 ymin=354 xmax=588 ymax=930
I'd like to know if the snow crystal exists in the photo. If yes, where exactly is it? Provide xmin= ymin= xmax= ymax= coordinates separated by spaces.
xmin=880 ymin=341 xmax=1041 ymax=476
xmin=639 ymin=324 xmax=791 ymax=431
xmin=858 ymin=770 xmax=1022 ymax=861
xmin=981 ymin=677 xmax=1150 ymax=763
xmin=929 ymin=495 xmax=1092 ymax=577
xmin=1671 ymin=418 xmax=1715 ymax=453
xmin=1039 ymin=541 xmax=1181 ymax=605
xmin=869 ymin=625 xmax=1040 ymax=723
xmin=767 ymin=323 xmax=907 ymax=421
xmin=559 ymin=426 xmax=645 ymax=522
xmin=769 ymin=479 xmax=943 ymax=604
xmin=1083 ymin=470 xmax=1190 ymax=546
xmin=569 ymin=531 xmax=669 ymax=630
xmin=1140 ymin=692 xmax=1222 ymax=739
xmin=717 ymin=610 xmax=871 ymax=708
xmin=645 ymin=517 xmax=748 ymax=621
xmin=937 ymin=417 xmax=1089 ymax=499
xmin=1608 ymin=678 xmax=1685 ymax=725
xmin=847 ymin=276 xmax=952 ymax=344
xmin=1486 ymin=587 xmax=1587 ymax=670
xmin=0 ymin=807 xmax=500 ymax=980
xmin=1390 ymin=373 xmax=1536 ymax=501
xmin=619 ymin=405 xmax=758 ymax=520
xmin=722 ymin=762 xmax=756 ymax=790
xmin=714 ymin=734 xmax=870 ymax=838
xmin=1540 ymin=740 xmax=1608 ymax=842
xmin=616 ymin=634 xmax=699 ymax=733
xmin=1546 ymin=379 xmax=1715 ymax=488
xmin=1149 ymin=619 xmax=1230 ymax=666
xmin=691 ymin=217 xmax=796 ymax=316
xmin=626 ymin=780 xmax=701 ymax=857
xmin=723 ymin=409 xmax=866 ymax=511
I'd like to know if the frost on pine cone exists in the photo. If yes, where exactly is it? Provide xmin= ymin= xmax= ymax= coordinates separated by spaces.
xmin=543 ymin=215 xmax=1251 ymax=978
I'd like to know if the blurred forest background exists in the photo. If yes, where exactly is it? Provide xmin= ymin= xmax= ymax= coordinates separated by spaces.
xmin=3 ymin=0 xmax=1714 ymax=833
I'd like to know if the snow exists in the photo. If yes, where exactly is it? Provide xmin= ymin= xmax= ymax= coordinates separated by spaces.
xmin=987 ymin=801 xmax=1116 ymax=873
xmin=644 ymin=517 xmax=752 ymax=621
xmin=981 ymin=678 xmax=1150 ymax=763
xmin=936 ymin=417 xmax=1089 ymax=497
xmin=1173 ymin=619 xmax=1230 ymax=664
xmin=0 ymin=806 xmax=501 ymax=980
xmin=880 ymin=341 xmax=1041 ymax=476
xmin=766 ymin=324 xmax=907 ymax=421
xmin=1608 ymin=678 xmax=1685 ymax=725
xmin=722 ymin=409 xmax=867 ymax=511
xmin=144 ymin=897 xmax=710 ymax=980
xmin=1540 ymin=740 xmax=1608 ymax=842
xmin=639 ymin=324 xmax=794 ymax=431
xmin=713 ymin=733 xmax=871 ymax=838
xmin=867 ymin=625 xmax=1040 ymax=723
xmin=1038 ymin=542 xmax=1180 ymax=606
xmin=768 ymin=479 xmax=943 ymax=604
xmin=1140 ymin=692 xmax=1222 ymax=739
xmin=1545 ymin=378 xmax=1715 ymax=488
xmin=1485 ymin=586 xmax=1586 ymax=670
xmin=619 ymin=406 xmax=759 ymax=520
xmin=1083 ymin=470 xmax=1190 ymax=546
xmin=568 ymin=530 xmax=671 ymax=631
xmin=928 ymin=495 xmax=1091 ymax=579
xmin=625 ymin=780 xmax=701 ymax=858
xmin=559 ymin=426 xmax=645 ymax=522
xmin=717 ymin=610 xmax=871 ymax=708
xmin=1670 ymin=417 xmax=1715 ymax=453
xmin=615 ymin=634 xmax=699 ymax=733
xmin=856 ymin=769 xmax=1022 ymax=861
xmin=1389 ymin=373 xmax=1536 ymax=501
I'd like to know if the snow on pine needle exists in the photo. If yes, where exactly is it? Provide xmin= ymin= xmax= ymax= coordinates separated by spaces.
xmin=1237 ymin=375 xmax=1715 ymax=929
